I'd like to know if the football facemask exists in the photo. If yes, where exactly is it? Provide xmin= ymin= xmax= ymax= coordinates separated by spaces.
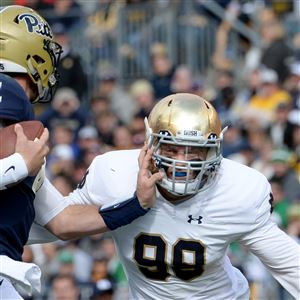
xmin=146 ymin=93 xmax=227 ymax=196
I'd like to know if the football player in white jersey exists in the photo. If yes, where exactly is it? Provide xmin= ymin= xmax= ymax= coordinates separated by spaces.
xmin=61 ymin=93 xmax=299 ymax=299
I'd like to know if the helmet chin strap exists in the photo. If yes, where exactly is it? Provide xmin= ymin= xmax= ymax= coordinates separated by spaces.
xmin=157 ymin=185 xmax=194 ymax=203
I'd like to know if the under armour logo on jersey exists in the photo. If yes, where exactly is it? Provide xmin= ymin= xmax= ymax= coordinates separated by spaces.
xmin=187 ymin=215 xmax=203 ymax=224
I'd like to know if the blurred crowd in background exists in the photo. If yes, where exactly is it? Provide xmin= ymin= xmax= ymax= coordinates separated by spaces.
xmin=5 ymin=0 xmax=300 ymax=299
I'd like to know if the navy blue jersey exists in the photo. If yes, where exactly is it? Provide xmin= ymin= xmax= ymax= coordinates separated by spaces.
xmin=0 ymin=73 xmax=38 ymax=261
xmin=0 ymin=176 xmax=36 ymax=261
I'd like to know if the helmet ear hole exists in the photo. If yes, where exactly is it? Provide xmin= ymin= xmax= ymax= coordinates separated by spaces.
xmin=32 ymin=55 xmax=45 ymax=64
xmin=13 ymin=16 xmax=19 ymax=24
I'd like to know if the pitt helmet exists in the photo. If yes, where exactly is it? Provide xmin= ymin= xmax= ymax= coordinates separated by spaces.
xmin=0 ymin=5 xmax=62 ymax=103
xmin=145 ymin=93 xmax=227 ymax=196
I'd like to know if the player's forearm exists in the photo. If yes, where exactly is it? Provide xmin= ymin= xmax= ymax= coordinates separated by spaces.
xmin=0 ymin=153 xmax=28 ymax=189
xmin=45 ymin=205 xmax=108 ymax=240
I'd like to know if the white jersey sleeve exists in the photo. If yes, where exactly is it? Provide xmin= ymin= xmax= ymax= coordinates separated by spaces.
xmin=238 ymin=176 xmax=300 ymax=299
xmin=65 ymin=150 xmax=139 ymax=207
xmin=33 ymin=177 xmax=69 ymax=226
xmin=0 ymin=153 xmax=28 ymax=189
xmin=27 ymin=178 xmax=69 ymax=244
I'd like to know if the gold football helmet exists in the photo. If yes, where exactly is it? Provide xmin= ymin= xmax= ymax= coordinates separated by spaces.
xmin=145 ymin=93 xmax=226 ymax=196
xmin=0 ymin=5 xmax=62 ymax=103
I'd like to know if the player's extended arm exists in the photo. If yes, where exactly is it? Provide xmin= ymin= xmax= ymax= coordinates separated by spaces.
xmin=239 ymin=218 xmax=300 ymax=299
xmin=45 ymin=204 xmax=107 ymax=240
xmin=32 ymin=145 xmax=164 ymax=241
xmin=32 ymin=177 xmax=107 ymax=241
xmin=0 ymin=124 xmax=49 ymax=189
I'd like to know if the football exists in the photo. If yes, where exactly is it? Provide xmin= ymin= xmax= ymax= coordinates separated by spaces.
xmin=0 ymin=120 xmax=44 ymax=159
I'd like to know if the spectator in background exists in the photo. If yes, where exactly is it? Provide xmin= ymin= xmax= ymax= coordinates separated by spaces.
xmin=112 ymin=125 xmax=134 ymax=150
xmin=129 ymin=114 xmax=146 ymax=148
xmin=50 ymin=274 xmax=80 ymax=300
xmin=57 ymin=249 xmax=75 ymax=278
xmin=91 ymin=254 xmax=110 ymax=281
xmin=284 ymin=62 xmax=300 ymax=110
xmin=268 ymin=102 xmax=296 ymax=149
xmin=171 ymin=65 xmax=194 ymax=93
xmin=89 ymin=95 xmax=111 ymax=119
xmin=251 ymin=137 xmax=274 ymax=179
xmin=292 ymin=31 xmax=300 ymax=62
xmin=77 ymin=125 xmax=101 ymax=155
xmin=94 ymin=111 xmax=120 ymax=147
xmin=92 ymin=279 xmax=114 ymax=300
xmin=130 ymin=79 xmax=155 ymax=118
xmin=210 ymin=1 xmax=261 ymax=80
xmin=95 ymin=71 xmax=137 ymax=125
xmin=49 ymin=122 xmax=81 ymax=159
xmin=248 ymin=68 xmax=291 ymax=123
xmin=234 ymin=69 xmax=261 ymax=114
xmin=52 ymin=23 xmax=88 ymax=101
xmin=50 ymin=122 xmax=74 ymax=147
xmin=99 ymin=235 xmax=128 ymax=300
xmin=211 ymin=2 xmax=240 ymax=72
xmin=90 ymin=253 xmax=115 ymax=300
xmin=246 ymin=126 xmax=270 ymax=155
xmin=270 ymin=148 xmax=300 ymax=203
xmin=47 ymin=144 xmax=75 ymax=180
xmin=258 ymin=8 xmax=294 ymax=84
xmin=38 ymin=87 xmax=88 ymax=137
xmin=288 ymin=122 xmax=300 ymax=156
xmin=222 ymin=119 xmax=248 ymax=158
xmin=85 ymin=0 xmax=119 ymax=66
xmin=228 ymin=141 xmax=256 ymax=168
xmin=287 ymin=204 xmax=300 ymax=243
xmin=149 ymin=43 xmax=175 ymax=100
xmin=211 ymin=69 xmax=237 ymax=124
xmin=46 ymin=0 xmax=82 ymax=30
xmin=270 ymin=177 xmax=291 ymax=230
xmin=57 ymin=242 xmax=93 ymax=284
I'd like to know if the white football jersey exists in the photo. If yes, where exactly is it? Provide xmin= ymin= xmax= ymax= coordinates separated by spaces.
xmin=59 ymin=149 xmax=300 ymax=299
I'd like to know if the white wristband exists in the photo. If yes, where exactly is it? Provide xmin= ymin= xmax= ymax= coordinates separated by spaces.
xmin=0 ymin=153 xmax=28 ymax=190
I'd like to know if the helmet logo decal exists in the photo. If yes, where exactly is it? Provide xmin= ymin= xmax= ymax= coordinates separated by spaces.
xmin=18 ymin=13 xmax=52 ymax=38
xmin=176 ymin=130 xmax=203 ymax=138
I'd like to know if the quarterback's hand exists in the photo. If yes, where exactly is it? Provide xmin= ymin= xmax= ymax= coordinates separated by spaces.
xmin=15 ymin=124 xmax=49 ymax=176
xmin=137 ymin=144 xmax=164 ymax=209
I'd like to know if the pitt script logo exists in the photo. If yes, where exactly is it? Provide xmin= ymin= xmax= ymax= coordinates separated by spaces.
xmin=18 ymin=13 xmax=53 ymax=38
